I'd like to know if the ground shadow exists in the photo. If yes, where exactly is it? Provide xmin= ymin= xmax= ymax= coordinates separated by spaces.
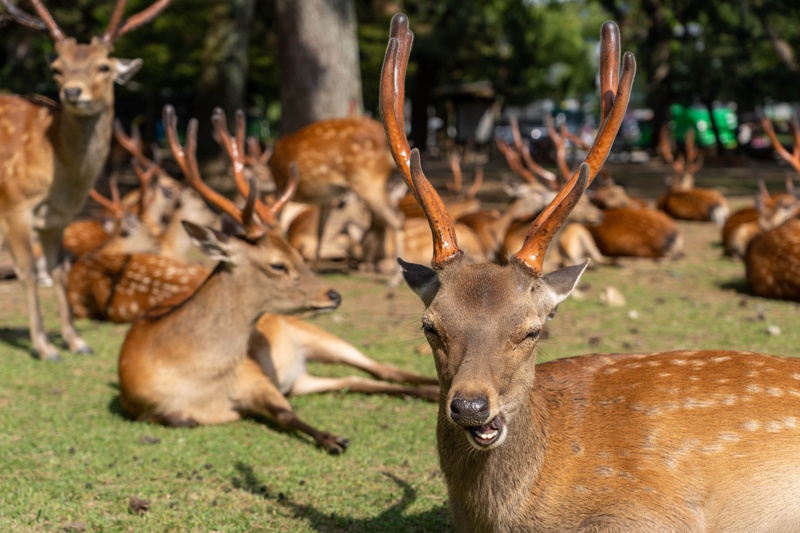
xmin=717 ymin=277 xmax=757 ymax=296
xmin=233 ymin=463 xmax=451 ymax=532
xmin=0 ymin=326 xmax=47 ymax=359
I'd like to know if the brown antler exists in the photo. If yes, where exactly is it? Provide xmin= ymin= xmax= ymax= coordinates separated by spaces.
xmin=467 ymin=166 xmax=484 ymax=199
xmin=496 ymin=138 xmax=539 ymax=184
xmin=510 ymin=116 xmax=560 ymax=189
xmin=381 ymin=13 xmax=462 ymax=268
xmin=100 ymin=0 xmax=170 ymax=44
xmin=246 ymin=137 xmax=272 ymax=166
xmin=1 ymin=0 xmax=65 ymax=42
xmin=561 ymin=123 xmax=614 ymax=185
xmin=684 ymin=128 xmax=703 ymax=174
xmin=762 ymin=116 xmax=800 ymax=174
xmin=599 ymin=21 xmax=620 ymax=122
xmin=131 ymin=159 xmax=157 ymax=215
xmin=512 ymin=21 xmax=635 ymax=275
xmin=89 ymin=176 xmax=123 ymax=216
xmin=547 ymin=115 xmax=572 ymax=182
xmin=446 ymin=154 xmax=463 ymax=194
xmin=163 ymin=105 xmax=263 ymax=238
xmin=210 ymin=107 xmax=292 ymax=227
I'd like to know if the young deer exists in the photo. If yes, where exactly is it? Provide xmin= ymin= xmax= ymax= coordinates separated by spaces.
xmin=0 ymin=0 xmax=170 ymax=360
xmin=119 ymin=106 xmax=436 ymax=453
xmin=385 ymin=15 xmax=800 ymax=531
xmin=658 ymin=126 xmax=729 ymax=224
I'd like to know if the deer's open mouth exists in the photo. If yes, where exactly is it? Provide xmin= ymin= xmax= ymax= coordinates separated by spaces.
xmin=468 ymin=416 xmax=504 ymax=448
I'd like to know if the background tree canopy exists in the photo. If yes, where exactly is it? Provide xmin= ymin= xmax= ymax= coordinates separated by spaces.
xmin=1 ymin=0 xmax=798 ymax=147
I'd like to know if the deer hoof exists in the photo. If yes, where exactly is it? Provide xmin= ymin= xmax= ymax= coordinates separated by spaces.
xmin=324 ymin=435 xmax=351 ymax=455
xmin=75 ymin=346 xmax=94 ymax=355
xmin=41 ymin=350 xmax=63 ymax=362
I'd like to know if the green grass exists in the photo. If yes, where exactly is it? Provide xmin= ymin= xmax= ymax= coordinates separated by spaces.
xmin=1 ymin=220 xmax=800 ymax=531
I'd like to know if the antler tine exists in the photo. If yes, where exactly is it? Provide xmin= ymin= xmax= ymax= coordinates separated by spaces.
xmin=131 ymin=158 xmax=157 ymax=214
xmin=114 ymin=119 xmax=149 ymax=165
xmin=211 ymin=107 xmax=277 ymax=226
xmin=599 ymin=21 xmax=620 ymax=122
xmin=105 ymin=0 xmax=170 ymax=43
xmin=562 ymin=126 xmax=615 ymax=185
xmin=467 ymin=166 xmax=484 ymax=199
xmin=512 ymin=164 xmax=590 ymax=275
xmin=1 ymin=0 xmax=65 ymax=42
xmin=510 ymin=116 xmax=525 ymax=154
xmin=761 ymin=116 xmax=800 ymax=174
xmin=512 ymin=37 xmax=635 ymax=275
xmin=685 ymin=128 xmax=697 ymax=165
xmin=547 ymin=115 xmax=571 ymax=182
xmin=163 ymin=105 xmax=258 ymax=234
xmin=101 ymin=0 xmax=127 ymax=43
xmin=659 ymin=124 xmax=675 ymax=164
xmin=510 ymin=116 xmax=559 ymax=188
xmin=89 ymin=176 xmax=123 ymax=216
xmin=410 ymin=149 xmax=463 ymax=268
xmin=245 ymin=136 xmax=263 ymax=166
xmin=789 ymin=116 xmax=800 ymax=159
xmin=447 ymin=154 xmax=463 ymax=194
xmin=496 ymin=139 xmax=538 ymax=184
xmin=261 ymin=163 xmax=299 ymax=226
xmin=380 ymin=13 xmax=415 ymax=196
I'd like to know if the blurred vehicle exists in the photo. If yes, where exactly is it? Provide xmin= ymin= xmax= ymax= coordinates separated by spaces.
xmin=669 ymin=103 xmax=738 ymax=149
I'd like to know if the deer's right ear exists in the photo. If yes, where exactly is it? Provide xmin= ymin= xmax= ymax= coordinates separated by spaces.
xmin=399 ymin=258 xmax=440 ymax=306
xmin=183 ymin=221 xmax=234 ymax=263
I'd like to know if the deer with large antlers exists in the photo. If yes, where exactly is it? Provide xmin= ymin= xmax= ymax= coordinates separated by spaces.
xmin=118 ymin=106 xmax=436 ymax=453
xmin=658 ymin=126 xmax=729 ymax=224
xmin=0 ymin=0 xmax=170 ymax=360
xmin=384 ymin=15 xmax=800 ymax=531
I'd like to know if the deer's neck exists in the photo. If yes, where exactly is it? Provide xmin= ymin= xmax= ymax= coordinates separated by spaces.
xmin=144 ymin=264 xmax=266 ymax=370
xmin=158 ymin=213 xmax=194 ymax=261
xmin=55 ymin=109 xmax=114 ymax=183
xmin=437 ymin=388 xmax=551 ymax=531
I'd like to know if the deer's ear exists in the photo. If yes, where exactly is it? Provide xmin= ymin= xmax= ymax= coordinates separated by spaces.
xmin=539 ymin=260 xmax=589 ymax=318
xmin=114 ymin=58 xmax=143 ymax=85
xmin=183 ymin=221 xmax=234 ymax=263
xmin=399 ymin=258 xmax=440 ymax=306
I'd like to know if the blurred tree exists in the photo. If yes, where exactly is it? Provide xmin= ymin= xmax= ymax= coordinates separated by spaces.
xmin=275 ymin=0 xmax=363 ymax=135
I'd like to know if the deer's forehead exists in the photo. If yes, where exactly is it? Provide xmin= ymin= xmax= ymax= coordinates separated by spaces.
xmin=54 ymin=43 xmax=111 ymax=65
xmin=434 ymin=264 xmax=536 ymax=321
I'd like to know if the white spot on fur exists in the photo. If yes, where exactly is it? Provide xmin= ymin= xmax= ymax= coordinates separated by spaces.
xmin=745 ymin=385 xmax=763 ymax=393
xmin=711 ymin=356 xmax=731 ymax=363
xmin=766 ymin=421 xmax=782 ymax=433
xmin=766 ymin=388 xmax=783 ymax=397
xmin=743 ymin=420 xmax=761 ymax=431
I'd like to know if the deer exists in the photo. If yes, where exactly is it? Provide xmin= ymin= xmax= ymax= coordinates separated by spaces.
xmin=384 ymin=15 xmax=800 ymax=532
xmin=118 ymin=106 xmax=437 ymax=454
xmin=744 ymin=212 xmax=800 ymax=301
xmin=267 ymin=113 xmax=406 ymax=283
xmin=0 ymin=0 xmax=170 ymax=360
xmin=723 ymin=117 xmax=800 ymax=258
xmin=658 ymin=126 xmax=729 ymax=224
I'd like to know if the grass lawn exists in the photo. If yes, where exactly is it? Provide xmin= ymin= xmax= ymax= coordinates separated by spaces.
xmin=1 ymin=169 xmax=799 ymax=531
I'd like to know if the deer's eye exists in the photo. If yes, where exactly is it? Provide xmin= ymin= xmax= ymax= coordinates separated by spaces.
xmin=524 ymin=328 xmax=541 ymax=341
xmin=98 ymin=64 xmax=111 ymax=73
xmin=270 ymin=263 xmax=288 ymax=273
xmin=422 ymin=319 xmax=439 ymax=337
xmin=51 ymin=68 xmax=63 ymax=76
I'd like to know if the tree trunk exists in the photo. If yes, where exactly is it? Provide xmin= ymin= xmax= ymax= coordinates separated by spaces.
xmin=195 ymin=0 xmax=255 ymax=152
xmin=275 ymin=0 xmax=363 ymax=135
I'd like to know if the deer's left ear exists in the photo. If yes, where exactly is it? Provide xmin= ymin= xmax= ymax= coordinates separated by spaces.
xmin=114 ymin=58 xmax=143 ymax=85
xmin=539 ymin=260 xmax=589 ymax=316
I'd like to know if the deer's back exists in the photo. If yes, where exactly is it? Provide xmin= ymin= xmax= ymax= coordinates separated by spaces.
xmin=269 ymin=117 xmax=394 ymax=204
xmin=745 ymin=219 xmax=800 ymax=301
xmin=658 ymin=188 xmax=726 ymax=221
xmin=0 ymin=95 xmax=57 ymax=212
xmin=587 ymin=208 xmax=680 ymax=258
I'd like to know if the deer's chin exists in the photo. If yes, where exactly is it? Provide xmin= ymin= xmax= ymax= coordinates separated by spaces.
xmin=62 ymin=100 xmax=105 ymax=116
xmin=465 ymin=415 xmax=506 ymax=451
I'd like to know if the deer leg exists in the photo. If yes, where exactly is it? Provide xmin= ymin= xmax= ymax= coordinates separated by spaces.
xmin=233 ymin=358 xmax=350 ymax=454
xmin=0 ymin=216 xmax=60 ymax=360
xmin=279 ymin=315 xmax=438 ymax=386
xmin=313 ymin=203 xmax=333 ymax=271
xmin=354 ymin=186 xmax=405 ymax=286
xmin=38 ymin=227 xmax=92 ymax=355
xmin=290 ymin=373 xmax=439 ymax=401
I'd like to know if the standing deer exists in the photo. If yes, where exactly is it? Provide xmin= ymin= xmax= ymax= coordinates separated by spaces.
xmin=0 ymin=0 xmax=170 ymax=360
xmin=658 ymin=126 xmax=729 ymax=224
xmin=385 ymin=15 xmax=800 ymax=531
xmin=118 ymin=106 xmax=436 ymax=454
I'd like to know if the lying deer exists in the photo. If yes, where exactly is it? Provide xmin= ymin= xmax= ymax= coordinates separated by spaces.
xmin=0 ymin=0 xmax=170 ymax=360
xmin=118 ymin=106 xmax=437 ymax=454
xmin=658 ymin=126 xmax=729 ymax=224
xmin=384 ymin=15 xmax=800 ymax=531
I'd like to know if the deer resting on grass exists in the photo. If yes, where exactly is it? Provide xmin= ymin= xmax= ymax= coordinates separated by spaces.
xmin=0 ymin=0 xmax=170 ymax=360
xmin=383 ymin=14 xmax=800 ymax=531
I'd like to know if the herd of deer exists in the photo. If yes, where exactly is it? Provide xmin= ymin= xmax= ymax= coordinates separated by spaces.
xmin=1 ymin=1 xmax=800 ymax=530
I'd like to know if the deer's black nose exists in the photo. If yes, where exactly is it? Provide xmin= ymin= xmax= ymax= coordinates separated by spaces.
xmin=450 ymin=395 xmax=490 ymax=426
xmin=62 ymin=87 xmax=82 ymax=102
xmin=326 ymin=289 xmax=341 ymax=308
